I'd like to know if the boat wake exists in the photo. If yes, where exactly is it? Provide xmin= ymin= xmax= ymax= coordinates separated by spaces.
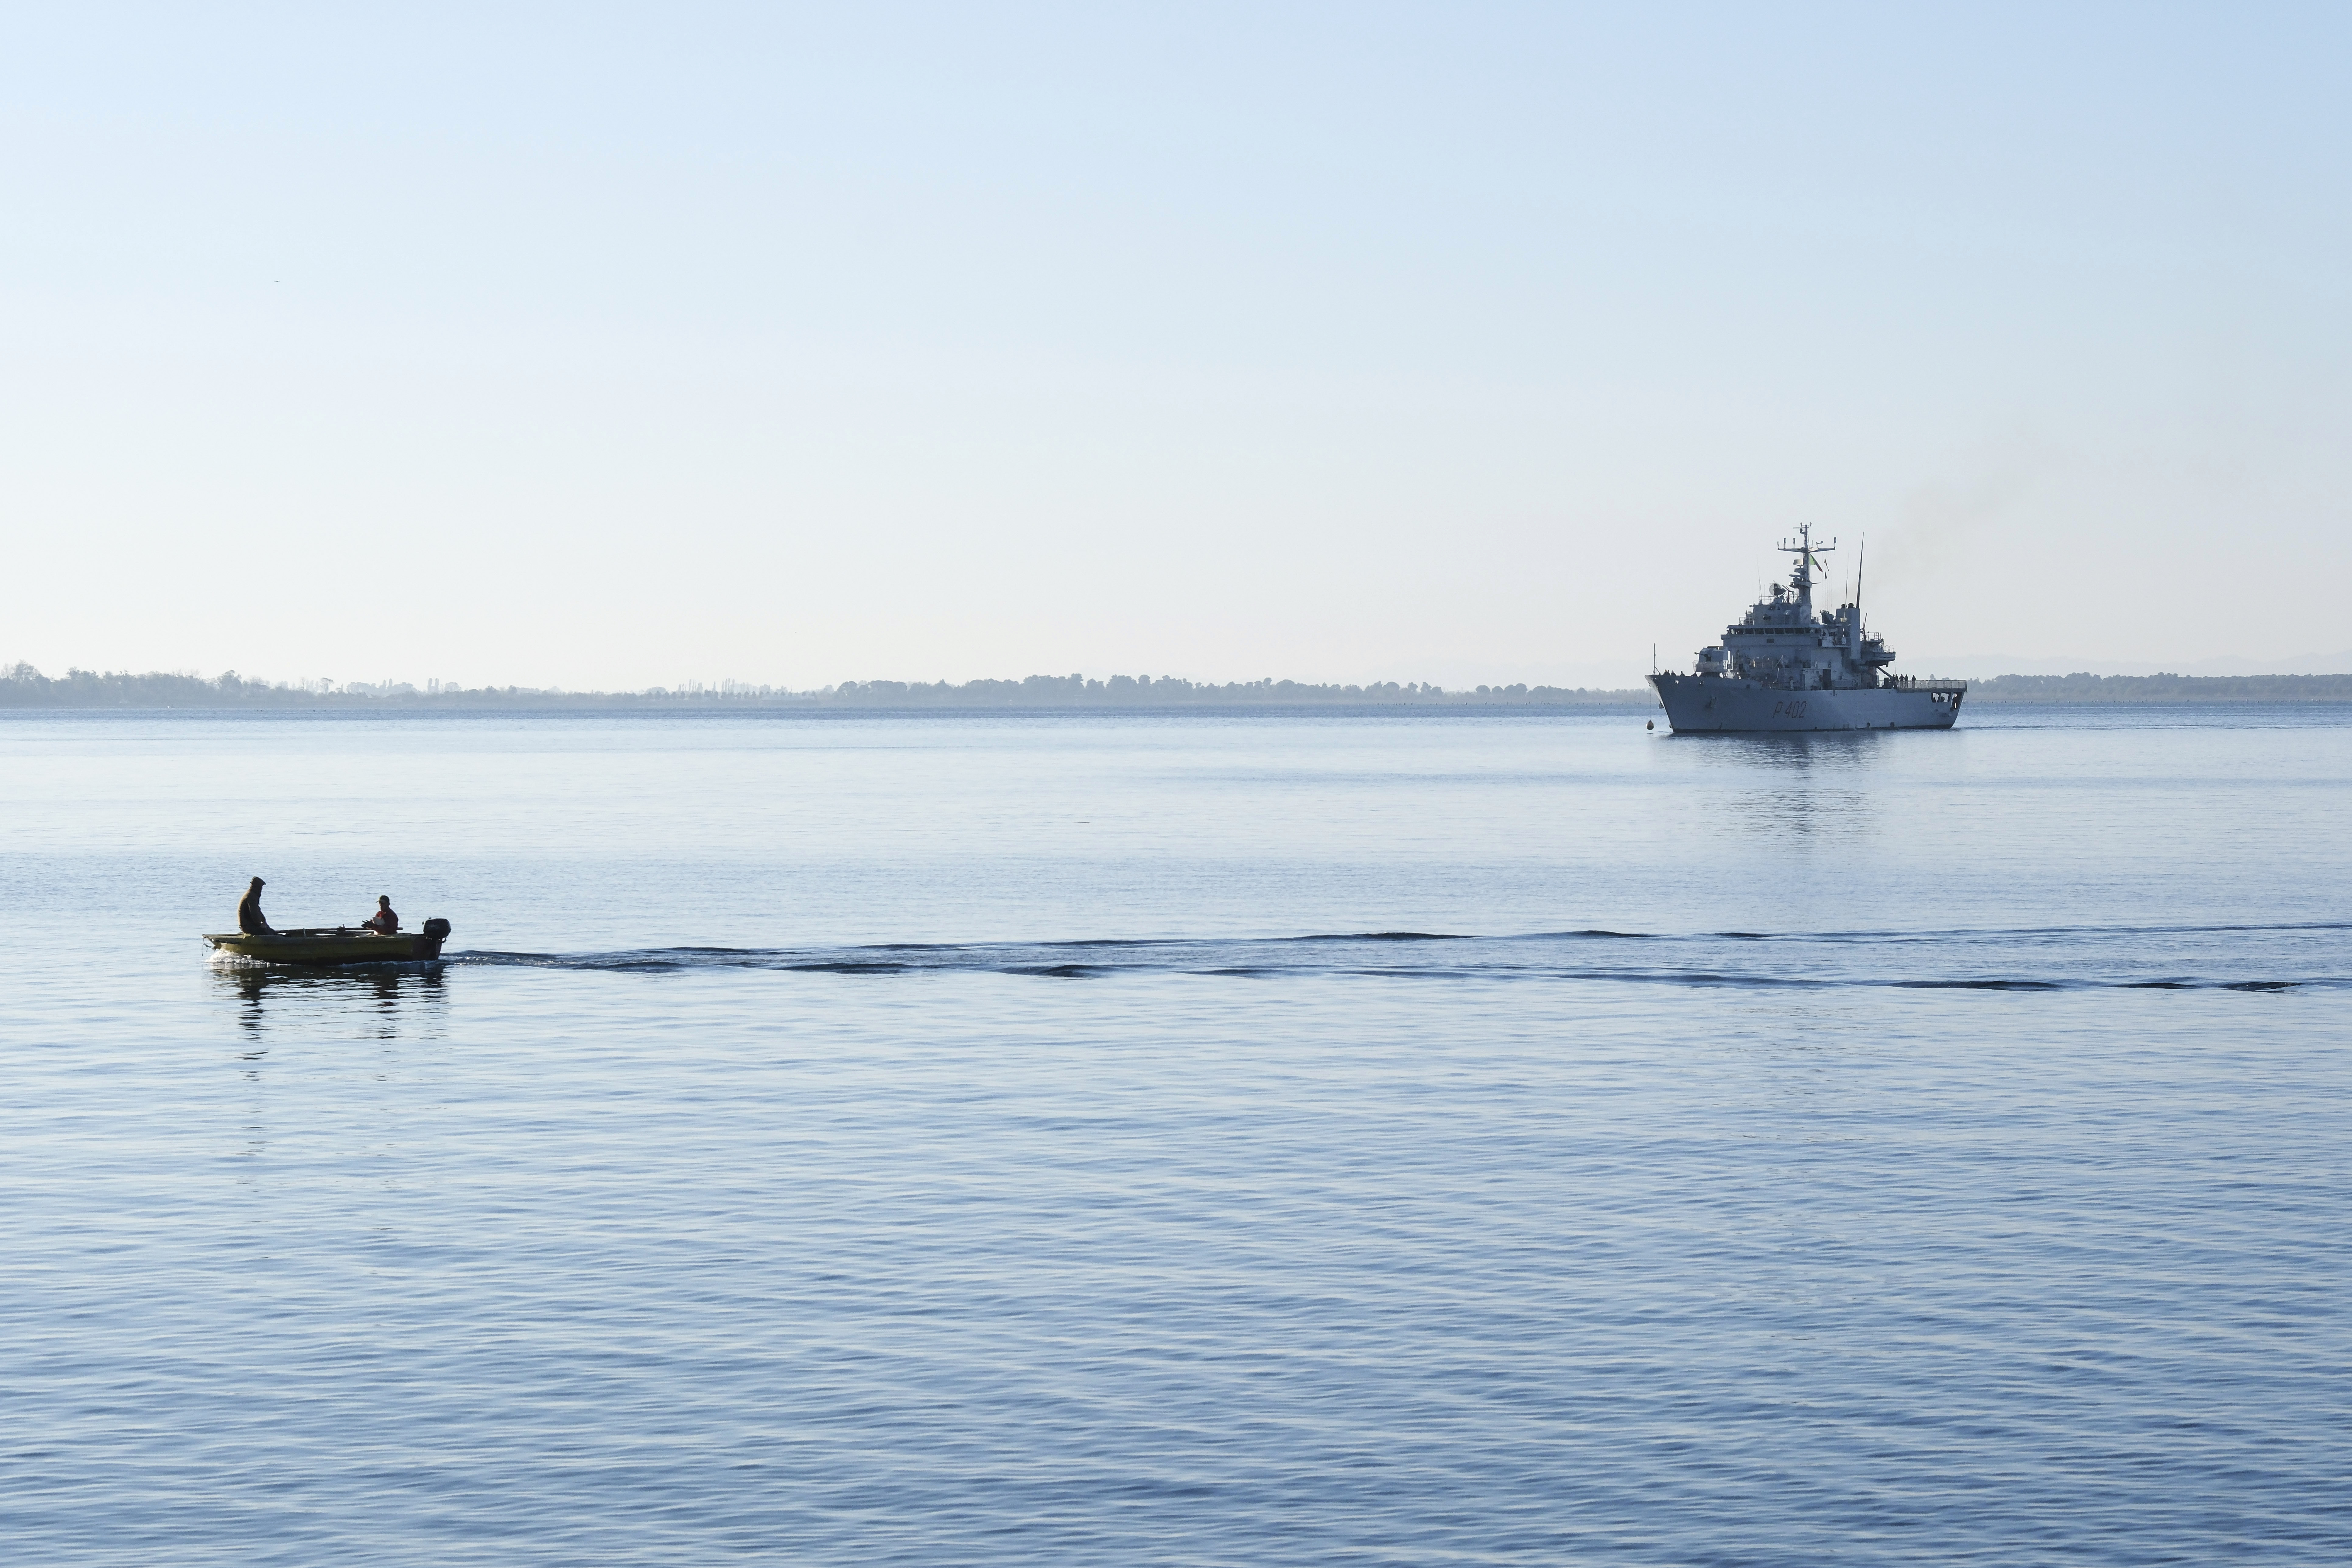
xmin=446 ymin=921 xmax=2351 ymax=993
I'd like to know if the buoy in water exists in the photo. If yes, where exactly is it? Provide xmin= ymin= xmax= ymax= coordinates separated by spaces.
xmin=1646 ymin=720 xmax=1654 ymax=730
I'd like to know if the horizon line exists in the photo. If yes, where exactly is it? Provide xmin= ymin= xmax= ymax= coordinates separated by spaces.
xmin=8 ymin=664 xmax=2352 ymax=710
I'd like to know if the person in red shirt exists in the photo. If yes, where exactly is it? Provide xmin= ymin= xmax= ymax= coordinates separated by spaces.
xmin=362 ymin=895 xmax=399 ymax=935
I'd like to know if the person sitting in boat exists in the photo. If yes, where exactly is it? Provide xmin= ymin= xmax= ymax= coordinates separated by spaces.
xmin=362 ymin=896 xmax=399 ymax=935
xmin=238 ymin=877 xmax=273 ymax=935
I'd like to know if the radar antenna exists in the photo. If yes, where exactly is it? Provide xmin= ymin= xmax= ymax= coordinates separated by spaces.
xmin=1776 ymin=521 xmax=1836 ymax=590
xmin=1776 ymin=522 xmax=1837 ymax=622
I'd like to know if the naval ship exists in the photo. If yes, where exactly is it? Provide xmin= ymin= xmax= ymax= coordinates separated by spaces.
xmin=1648 ymin=524 xmax=1966 ymax=732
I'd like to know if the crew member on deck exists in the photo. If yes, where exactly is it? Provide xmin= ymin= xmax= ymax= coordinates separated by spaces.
xmin=363 ymin=895 xmax=399 ymax=935
xmin=238 ymin=877 xmax=273 ymax=935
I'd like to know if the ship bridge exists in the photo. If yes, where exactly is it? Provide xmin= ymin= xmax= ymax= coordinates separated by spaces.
xmin=1690 ymin=525 xmax=1901 ymax=692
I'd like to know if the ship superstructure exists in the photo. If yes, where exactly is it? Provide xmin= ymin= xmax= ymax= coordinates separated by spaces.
xmin=1648 ymin=524 xmax=1965 ymax=732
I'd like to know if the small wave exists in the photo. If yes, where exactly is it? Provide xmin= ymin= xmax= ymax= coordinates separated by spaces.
xmin=442 ymin=931 xmax=2340 ymax=993
xmin=1795 ymin=918 xmax=2352 ymax=943
xmin=1279 ymin=930 xmax=1469 ymax=943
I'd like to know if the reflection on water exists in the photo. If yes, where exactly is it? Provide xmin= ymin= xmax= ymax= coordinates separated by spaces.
xmin=214 ymin=959 xmax=449 ymax=1040
xmin=1682 ymin=727 xmax=1913 ymax=771
xmin=1675 ymin=731 xmax=1897 ymax=842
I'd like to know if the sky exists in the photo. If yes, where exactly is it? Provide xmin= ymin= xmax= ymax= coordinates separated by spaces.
xmin=4 ymin=2 xmax=2348 ymax=691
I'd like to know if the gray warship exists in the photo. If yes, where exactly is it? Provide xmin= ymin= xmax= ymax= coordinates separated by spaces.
xmin=1648 ymin=524 xmax=1965 ymax=732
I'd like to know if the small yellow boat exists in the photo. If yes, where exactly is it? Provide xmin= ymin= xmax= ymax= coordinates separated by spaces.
xmin=205 ymin=919 xmax=451 ymax=965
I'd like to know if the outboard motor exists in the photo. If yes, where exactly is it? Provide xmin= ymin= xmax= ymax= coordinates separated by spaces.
xmin=419 ymin=917 xmax=452 ymax=959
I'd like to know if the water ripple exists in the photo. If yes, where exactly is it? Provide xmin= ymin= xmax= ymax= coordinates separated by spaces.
xmin=436 ymin=921 xmax=2349 ymax=993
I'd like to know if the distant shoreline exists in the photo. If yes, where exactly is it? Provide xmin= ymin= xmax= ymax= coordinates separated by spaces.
xmin=5 ymin=666 xmax=2351 ymax=710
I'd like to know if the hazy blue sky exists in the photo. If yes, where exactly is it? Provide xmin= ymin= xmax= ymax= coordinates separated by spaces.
xmin=5 ymin=3 xmax=2347 ymax=688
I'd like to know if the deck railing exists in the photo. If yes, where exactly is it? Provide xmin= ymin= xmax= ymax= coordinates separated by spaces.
xmin=1888 ymin=675 xmax=1970 ymax=692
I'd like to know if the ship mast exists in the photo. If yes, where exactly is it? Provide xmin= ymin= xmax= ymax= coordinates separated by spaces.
xmin=1855 ymin=534 xmax=1865 ymax=632
xmin=1776 ymin=522 xmax=1835 ymax=620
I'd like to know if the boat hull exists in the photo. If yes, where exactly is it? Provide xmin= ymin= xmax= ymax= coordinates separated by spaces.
xmin=1650 ymin=673 xmax=1962 ymax=732
xmin=205 ymin=930 xmax=446 ymax=965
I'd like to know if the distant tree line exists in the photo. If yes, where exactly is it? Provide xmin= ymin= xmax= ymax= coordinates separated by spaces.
xmin=820 ymin=674 xmax=1644 ymax=707
xmin=1964 ymin=672 xmax=2352 ymax=703
xmin=7 ymin=662 xmax=2348 ymax=710
xmin=0 ymin=665 xmax=574 ymax=708
xmin=0 ymin=664 xmax=1646 ymax=709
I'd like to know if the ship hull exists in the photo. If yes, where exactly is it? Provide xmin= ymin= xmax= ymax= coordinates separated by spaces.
xmin=1649 ymin=674 xmax=1961 ymax=732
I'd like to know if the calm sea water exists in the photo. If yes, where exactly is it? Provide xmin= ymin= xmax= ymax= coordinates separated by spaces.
xmin=5 ymin=706 xmax=2348 ymax=1565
